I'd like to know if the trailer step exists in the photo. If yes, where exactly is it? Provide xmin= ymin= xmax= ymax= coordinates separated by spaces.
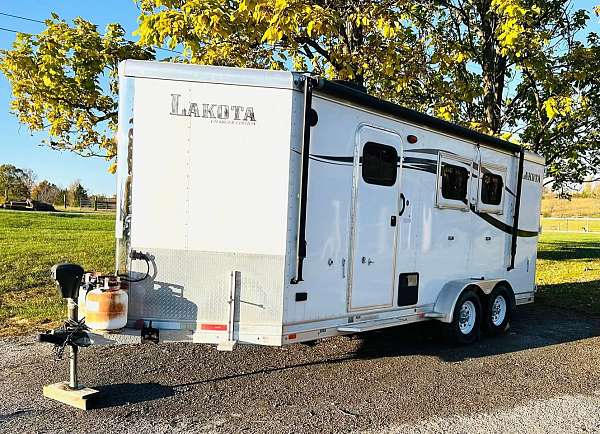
xmin=337 ymin=317 xmax=409 ymax=333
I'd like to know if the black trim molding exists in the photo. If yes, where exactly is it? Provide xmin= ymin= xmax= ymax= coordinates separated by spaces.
xmin=291 ymin=77 xmax=315 ymax=284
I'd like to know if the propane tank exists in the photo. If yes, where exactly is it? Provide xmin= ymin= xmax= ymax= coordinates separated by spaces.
xmin=79 ymin=274 xmax=128 ymax=330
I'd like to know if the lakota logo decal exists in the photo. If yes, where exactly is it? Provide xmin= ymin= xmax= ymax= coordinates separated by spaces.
xmin=169 ymin=94 xmax=256 ymax=125
xmin=523 ymin=171 xmax=541 ymax=183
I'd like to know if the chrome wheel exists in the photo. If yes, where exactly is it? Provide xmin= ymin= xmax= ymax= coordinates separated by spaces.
xmin=458 ymin=300 xmax=476 ymax=335
xmin=491 ymin=294 xmax=507 ymax=327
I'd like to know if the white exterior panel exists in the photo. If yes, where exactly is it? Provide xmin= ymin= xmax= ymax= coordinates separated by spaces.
xmin=282 ymin=93 xmax=544 ymax=334
xmin=120 ymin=63 xmax=299 ymax=345
xmin=130 ymin=78 xmax=293 ymax=255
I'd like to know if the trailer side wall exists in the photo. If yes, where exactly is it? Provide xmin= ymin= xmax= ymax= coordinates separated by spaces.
xmin=282 ymin=92 xmax=544 ymax=338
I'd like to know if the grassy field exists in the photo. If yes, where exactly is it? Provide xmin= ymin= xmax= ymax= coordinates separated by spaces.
xmin=0 ymin=209 xmax=599 ymax=335
xmin=541 ymin=196 xmax=600 ymax=217
xmin=536 ymin=232 xmax=600 ymax=315
xmin=0 ymin=209 xmax=114 ymax=335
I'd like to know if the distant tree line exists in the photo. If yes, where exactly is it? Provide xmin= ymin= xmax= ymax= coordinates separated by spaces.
xmin=579 ymin=182 xmax=600 ymax=199
xmin=0 ymin=164 xmax=34 ymax=200
xmin=0 ymin=164 xmax=113 ymax=206
xmin=544 ymin=178 xmax=600 ymax=199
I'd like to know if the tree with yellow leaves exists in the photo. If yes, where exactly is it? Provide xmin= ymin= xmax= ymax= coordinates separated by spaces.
xmin=419 ymin=0 xmax=600 ymax=189
xmin=1 ymin=2 xmax=599 ymax=188
xmin=135 ymin=0 xmax=432 ymax=105
xmin=0 ymin=15 xmax=153 ymax=171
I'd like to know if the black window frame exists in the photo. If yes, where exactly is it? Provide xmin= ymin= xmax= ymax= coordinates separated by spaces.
xmin=361 ymin=141 xmax=398 ymax=187
xmin=480 ymin=172 xmax=504 ymax=206
xmin=440 ymin=162 xmax=469 ymax=201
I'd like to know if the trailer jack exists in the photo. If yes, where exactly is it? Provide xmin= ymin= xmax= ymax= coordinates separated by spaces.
xmin=39 ymin=264 xmax=98 ymax=410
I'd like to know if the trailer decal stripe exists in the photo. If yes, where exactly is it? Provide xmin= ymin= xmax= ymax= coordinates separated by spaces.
xmin=504 ymin=186 xmax=517 ymax=197
xmin=310 ymin=156 xmax=353 ymax=166
xmin=307 ymin=153 xmax=439 ymax=173
xmin=311 ymin=154 xmax=354 ymax=163
xmin=292 ymin=150 xmax=354 ymax=166
xmin=405 ymin=148 xmax=456 ymax=156
xmin=301 ymin=154 xmax=538 ymax=238
xmin=470 ymin=204 xmax=538 ymax=237
xmin=403 ymin=163 xmax=437 ymax=174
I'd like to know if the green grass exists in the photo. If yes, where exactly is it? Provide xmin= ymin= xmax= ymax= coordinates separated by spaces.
xmin=0 ymin=209 xmax=115 ymax=335
xmin=0 ymin=209 xmax=598 ymax=336
xmin=536 ymin=232 xmax=600 ymax=315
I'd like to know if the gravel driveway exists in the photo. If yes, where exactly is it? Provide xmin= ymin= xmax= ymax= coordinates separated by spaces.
xmin=1 ymin=304 xmax=599 ymax=433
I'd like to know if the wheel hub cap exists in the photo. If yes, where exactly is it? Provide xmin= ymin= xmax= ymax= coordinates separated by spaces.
xmin=491 ymin=295 xmax=507 ymax=326
xmin=458 ymin=300 xmax=476 ymax=335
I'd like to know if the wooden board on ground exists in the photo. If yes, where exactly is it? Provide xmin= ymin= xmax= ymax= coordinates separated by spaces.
xmin=43 ymin=382 xmax=99 ymax=410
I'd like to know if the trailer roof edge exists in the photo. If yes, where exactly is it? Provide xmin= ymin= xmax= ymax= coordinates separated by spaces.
xmin=119 ymin=60 xmax=296 ymax=90
xmin=314 ymin=78 xmax=526 ymax=156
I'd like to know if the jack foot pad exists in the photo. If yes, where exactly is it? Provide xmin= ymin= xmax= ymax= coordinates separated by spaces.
xmin=43 ymin=382 xmax=99 ymax=410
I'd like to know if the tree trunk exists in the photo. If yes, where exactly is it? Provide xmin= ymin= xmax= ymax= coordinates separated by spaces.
xmin=477 ymin=0 xmax=505 ymax=134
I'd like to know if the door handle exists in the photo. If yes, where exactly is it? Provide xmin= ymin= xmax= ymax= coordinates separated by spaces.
xmin=399 ymin=193 xmax=406 ymax=216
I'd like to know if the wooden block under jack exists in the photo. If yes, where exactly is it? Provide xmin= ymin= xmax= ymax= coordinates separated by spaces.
xmin=43 ymin=382 xmax=99 ymax=410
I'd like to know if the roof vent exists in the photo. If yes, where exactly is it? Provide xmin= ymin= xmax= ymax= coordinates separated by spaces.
xmin=332 ymin=79 xmax=367 ymax=93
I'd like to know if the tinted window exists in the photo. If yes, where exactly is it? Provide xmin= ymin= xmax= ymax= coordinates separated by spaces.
xmin=481 ymin=172 xmax=503 ymax=205
xmin=441 ymin=163 xmax=469 ymax=201
xmin=362 ymin=142 xmax=398 ymax=186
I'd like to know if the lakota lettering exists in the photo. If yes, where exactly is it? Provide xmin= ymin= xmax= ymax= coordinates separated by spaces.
xmin=523 ymin=171 xmax=541 ymax=183
xmin=170 ymin=94 xmax=256 ymax=122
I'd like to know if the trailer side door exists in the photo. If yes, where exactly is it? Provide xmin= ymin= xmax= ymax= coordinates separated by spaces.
xmin=348 ymin=125 xmax=402 ymax=311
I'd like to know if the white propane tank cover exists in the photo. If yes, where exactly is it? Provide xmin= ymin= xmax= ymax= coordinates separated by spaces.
xmin=84 ymin=288 xmax=128 ymax=331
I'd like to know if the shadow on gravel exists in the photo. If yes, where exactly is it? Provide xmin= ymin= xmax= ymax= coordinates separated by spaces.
xmin=174 ymin=356 xmax=355 ymax=388
xmin=354 ymin=304 xmax=600 ymax=363
xmin=90 ymin=382 xmax=176 ymax=409
xmin=169 ymin=305 xmax=600 ymax=387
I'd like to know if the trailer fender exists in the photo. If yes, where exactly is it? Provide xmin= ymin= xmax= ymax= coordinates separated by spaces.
xmin=430 ymin=279 xmax=508 ymax=323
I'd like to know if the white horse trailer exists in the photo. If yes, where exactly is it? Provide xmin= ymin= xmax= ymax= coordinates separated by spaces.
xmin=113 ymin=60 xmax=544 ymax=349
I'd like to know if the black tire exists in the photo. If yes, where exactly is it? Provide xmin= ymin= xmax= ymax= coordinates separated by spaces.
xmin=483 ymin=285 xmax=513 ymax=335
xmin=447 ymin=289 xmax=482 ymax=345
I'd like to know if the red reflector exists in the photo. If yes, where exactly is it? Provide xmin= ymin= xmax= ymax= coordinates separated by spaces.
xmin=407 ymin=135 xmax=418 ymax=144
xmin=418 ymin=312 xmax=425 ymax=319
xmin=287 ymin=333 xmax=297 ymax=340
xmin=201 ymin=323 xmax=227 ymax=331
